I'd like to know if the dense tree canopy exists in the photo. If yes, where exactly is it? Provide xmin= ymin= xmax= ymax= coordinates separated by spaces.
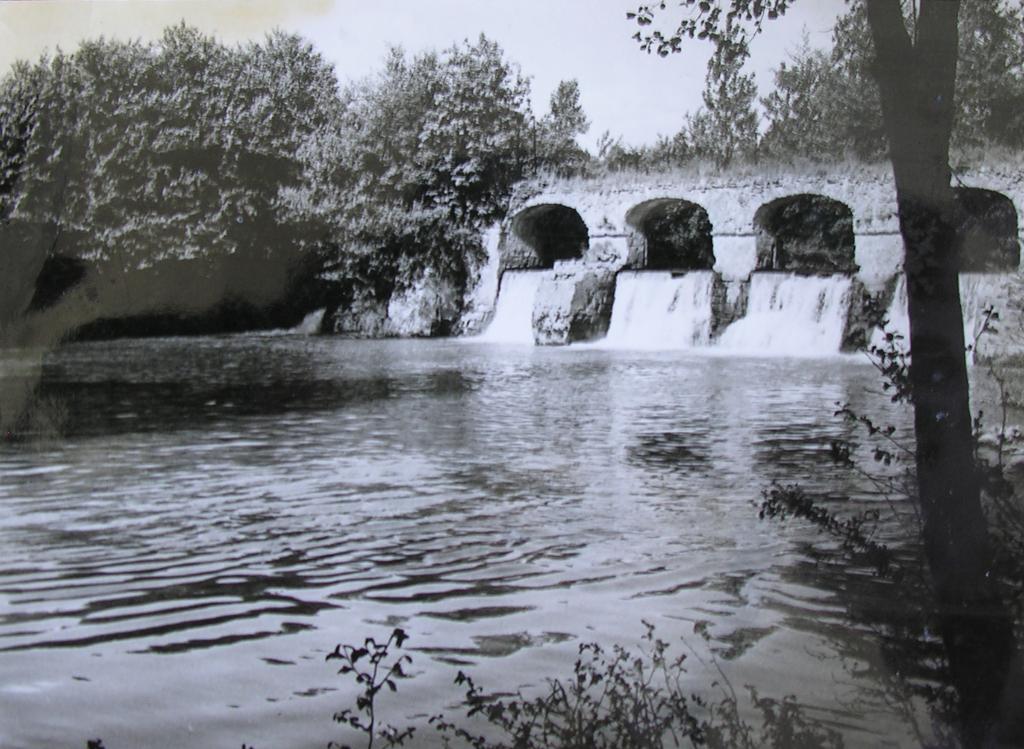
xmin=0 ymin=27 xmax=588 ymax=336
xmin=686 ymin=29 xmax=758 ymax=167
xmin=0 ymin=25 xmax=346 ymax=334
xmin=600 ymin=0 xmax=1024 ymax=172
xmin=7 ymin=27 xmax=339 ymax=269
xmin=322 ymin=34 xmax=538 ymax=307
xmin=760 ymin=0 xmax=1024 ymax=162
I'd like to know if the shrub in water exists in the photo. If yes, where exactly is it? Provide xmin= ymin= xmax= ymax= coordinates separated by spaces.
xmin=330 ymin=625 xmax=843 ymax=749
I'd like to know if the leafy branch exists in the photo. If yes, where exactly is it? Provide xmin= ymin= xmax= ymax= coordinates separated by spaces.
xmin=326 ymin=629 xmax=415 ymax=749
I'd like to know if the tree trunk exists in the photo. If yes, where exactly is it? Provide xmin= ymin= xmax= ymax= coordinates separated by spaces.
xmin=866 ymin=2 xmax=1019 ymax=744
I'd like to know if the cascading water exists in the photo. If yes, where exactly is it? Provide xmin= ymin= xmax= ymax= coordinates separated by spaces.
xmin=961 ymin=273 xmax=1009 ymax=349
xmin=478 ymin=270 xmax=548 ymax=344
xmin=716 ymin=272 xmax=853 ymax=355
xmin=872 ymin=273 xmax=1010 ymax=360
xmin=293 ymin=308 xmax=325 ymax=335
xmin=871 ymin=276 xmax=909 ymax=351
xmin=602 ymin=271 xmax=717 ymax=349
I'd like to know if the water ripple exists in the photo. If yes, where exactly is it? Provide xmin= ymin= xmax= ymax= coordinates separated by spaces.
xmin=0 ymin=336 xmax=956 ymax=748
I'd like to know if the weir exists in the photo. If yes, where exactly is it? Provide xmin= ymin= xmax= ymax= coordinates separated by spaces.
xmin=478 ymin=270 xmax=548 ymax=344
xmin=478 ymin=177 xmax=1022 ymax=358
xmin=479 ymin=266 xmax=1022 ymax=361
xmin=962 ymin=273 xmax=1010 ymax=345
xmin=483 ymin=269 xmax=859 ymax=354
xmin=716 ymin=273 xmax=854 ymax=355
xmin=873 ymin=273 xmax=1013 ymax=359
xmin=603 ymin=271 xmax=717 ymax=349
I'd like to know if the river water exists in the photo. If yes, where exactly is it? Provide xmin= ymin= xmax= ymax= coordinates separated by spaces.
xmin=0 ymin=334 xmax=999 ymax=748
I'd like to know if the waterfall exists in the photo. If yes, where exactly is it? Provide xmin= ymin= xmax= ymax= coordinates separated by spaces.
xmin=871 ymin=275 xmax=910 ymax=351
xmin=602 ymin=271 xmax=717 ymax=349
xmin=293 ymin=308 xmax=325 ymax=335
xmin=872 ymin=273 xmax=1009 ymax=358
xmin=961 ymin=273 xmax=1007 ymax=348
xmin=716 ymin=273 xmax=853 ymax=355
xmin=478 ymin=270 xmax=548 ymax=344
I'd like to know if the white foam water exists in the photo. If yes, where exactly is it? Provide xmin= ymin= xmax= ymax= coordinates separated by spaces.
xmin=961 ymin=273 xmax=1008 ymax=351
xmin=602 ymin=271 xmax=717 ymax=349
xmin=872 ymin=273 xmax=1010 ymax=361
xmin=716 ymin=273 xmax=853 ymax=356
xmin=478 ymin=270 xmax=548 ymax=344
xmin=293 ymin=308 xmax=325 ymax=335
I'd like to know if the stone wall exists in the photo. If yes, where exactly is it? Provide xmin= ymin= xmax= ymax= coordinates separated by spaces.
xmin=499 ymin=166 xmax=1024 ymax=282
xmin=533 ymin=267 xmax=616 ymax=345
xmin=328 ymin=164 xmax=1024 ymax=348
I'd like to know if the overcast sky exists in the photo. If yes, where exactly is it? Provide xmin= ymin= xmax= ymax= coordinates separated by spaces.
xmin=0 ymin=0 xmax=847 ymax=149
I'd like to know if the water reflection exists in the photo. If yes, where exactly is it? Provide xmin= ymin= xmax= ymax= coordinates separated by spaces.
xmin=628 ymin=430 xmax=712 ymax=475
xmin=0 ymin=336 xmax=982 ymax=748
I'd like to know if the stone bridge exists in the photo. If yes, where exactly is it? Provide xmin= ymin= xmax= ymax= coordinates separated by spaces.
xmin=465 ymin=166 xmax=1024 ymax=352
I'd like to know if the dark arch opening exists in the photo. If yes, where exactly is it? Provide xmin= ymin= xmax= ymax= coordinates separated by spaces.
xmin=626 ymin=199 xmax=715 ymax=270
xmin=754 ymin=194 xmax=857 ymax=274
xmin=954 ymin=187 xmax=1020 ymax=271
xmin=507 ymin=204 xmax=588 ymax=268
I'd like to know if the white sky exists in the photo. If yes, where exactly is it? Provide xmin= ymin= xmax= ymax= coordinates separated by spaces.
xmin=0 ymin=0 xmax=847 ymax=149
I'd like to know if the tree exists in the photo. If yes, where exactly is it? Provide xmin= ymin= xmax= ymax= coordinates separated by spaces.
xmin=951 ymin=0 xmax=1024 ymax=150
xmin=0 ymin=62 xmax=40 ymax=222
xmin=0 ymin=24 xmax=345 ymax=342
xmin=537 ymin=79 xmax=592 ymax=176
xmin=759 ymin=32 xmax=884 ymax=160
xmin=686 ymin=26 xmax=759 ymax=167
xmin=629 ymin=1 xmax=1021 ymax=745
xmin=420 ymin=35 xmax=532 ymax=225
xmin=547 ymin=80 xmax=590 ymax=139
xmin=0 ymin=48 xmax=90 ymax=331
xmin=328 ymin=35 xmax=535 ymax=322
xmin=760 ymin=6 xmax=888 ymax=162
xmin=648 ymin=130 xmax=693 ymax=169
xmin=761 ymin=0 xmax=1024 ymax=163
xmin=0 ymin=60 xmax=47 ymax=328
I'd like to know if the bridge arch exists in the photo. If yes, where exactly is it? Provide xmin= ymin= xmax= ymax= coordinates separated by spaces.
xmin=625 ymin=198 xmax=715 ymax=270
xmin=954 ymin=187 xmax=1020 ymax=271
xmin=754 ymin=194 xmax=857 ymax=274
xmin=502 ymin=203 xmax=589 ymax=270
